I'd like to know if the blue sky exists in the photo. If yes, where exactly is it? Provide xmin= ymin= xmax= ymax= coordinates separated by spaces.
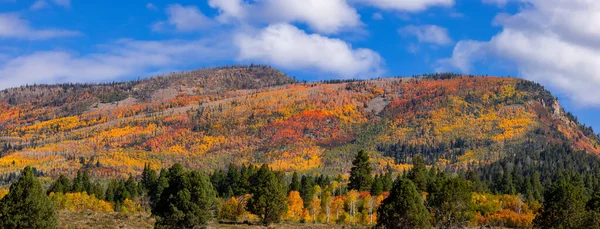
xmin=1 ymin=0 xmax=600 ymax=132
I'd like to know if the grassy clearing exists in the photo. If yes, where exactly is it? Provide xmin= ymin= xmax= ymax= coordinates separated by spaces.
xmin=57 ymin=211 xmax=368 ymax=229
xmin=58 ymin=211 xmax=154 ymax=229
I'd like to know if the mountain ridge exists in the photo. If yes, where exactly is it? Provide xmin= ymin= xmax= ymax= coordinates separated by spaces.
xmin=0 ymin=66 xmax=598 ymax=180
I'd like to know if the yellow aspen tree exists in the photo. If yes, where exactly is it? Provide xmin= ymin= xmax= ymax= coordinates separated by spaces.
xmin=286 ymin=191 xmax=304 ymax=222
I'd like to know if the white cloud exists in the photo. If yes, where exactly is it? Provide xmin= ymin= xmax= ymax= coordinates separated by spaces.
xmin=208 ymin=0 xmax=361 ymax=34
xmin=30 ymin=0 xmax=48 ymax=10
xmin=208 ymin=0 xmax=248 ymax=23
xmin=400 ymin=25 xmax=453 ymax=45
xmin=437 ymin=40 xmax=486 ymax=72
xmin=352 ymin=0 xmax=454 ymax=12
xmin=441 ymin=0 xmax=600 ymax=106
xmin=153 ymin=4 xmax=214 ymax=32
xmin=235 ymin=23 xmax=383 ymax=78
xmin=0 ymin=38 xmax=234 ymax=89
xmin=0 ymin=13 xmax=78 ymax=40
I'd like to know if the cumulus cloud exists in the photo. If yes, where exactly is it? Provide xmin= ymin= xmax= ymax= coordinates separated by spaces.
xmin=153 ymin=4 xmax=214 ymax=32
xmin=235 ymin=23 xmax=383 ymax=78
xmin=440 ymin=0 xmax=600 ymax=106
xmin=208 ymin=0 xmax=248 ymax=23
xmin=0 ymin=13 xmax=78 ymax=40
xmin=400 ymin=25 xmax=453 ymax=45
xmin=208 ymin=0 xmax=361 ymax=34
xmin=0 ymin=38 xmax=234 ymax=89
xmin=352 ymin=0 xmax=454 ymax=12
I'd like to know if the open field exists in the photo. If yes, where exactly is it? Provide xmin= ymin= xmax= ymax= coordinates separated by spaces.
xmin=57 ymin=211 xmax=368 ymax=229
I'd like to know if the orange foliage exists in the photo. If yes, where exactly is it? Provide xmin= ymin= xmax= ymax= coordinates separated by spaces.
xmin=0 ymin=189 xmax=8 ymax=200
xmin=286 ymin=191 xmax=304 ymax=221
xmin=472 ymin=193 xmax=535 ymax=228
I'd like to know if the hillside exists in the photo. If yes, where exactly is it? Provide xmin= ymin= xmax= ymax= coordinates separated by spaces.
xmin=0 ymin=66 xmax=598 ymax=180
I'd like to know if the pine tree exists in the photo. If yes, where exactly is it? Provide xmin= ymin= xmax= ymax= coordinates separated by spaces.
xmin=91 ymin=182 xmax=104 ymax=200
xmin=71 ymin=170 xmax=85 ymax=192
xmin=289 ymin=171 xmax=301 ymax=192
xmin=534 ymin=175 xmax=588 ymax=229
xmin=47 ymin=174 xmax=71 ymax=194
xmin=238 ymin=164 xmax=256 ymax=195
xmin=149 ymin=169 xmax=168 ymax=209
xmin=465 ymin=170 xmax=487 ymax=193
xmin=586 ymin=191 xmax=600 ymax=228
xmin=426 ymin=176 xmax=473 ymax=228
xmin=152 ymin=163 xmax=218 ymax=228
xmin=0 ymin=166 xmax=57 ymax=228
xmin=382 ymin=172 xmax=394 ymax=192
xmin=407 ymin=155 xmax=428 ymax=192
xmin=211 ymin=170 xmax=227 ymax=197
xmin=349 ymin=150 xmax=373 ymax=191
xmin=82 ymin=170 xmax=93 ymax=194
xmin=226 ymin=163 xmax=242 ymax=196
xmin=300 ymin=175 xmax=315 ymax=208
xmin=371 ymin=174 xmax=384 ymax=196
xmin=532 ymin=172 xmax=544 ymax=202
xmin=500 ymin=167 xmax=516 ymax=194
xmin=141 ymin=163 xmax=157 ymax=192
xmin=246 ymin=164 xmax=287 ymax=225
xmin=377 ymin=178 xmax=431 ymax=229
xmin=125 ymin=174 xmax=139 ymax=199
xmin=71 ymin=170 xmax=93 ymax=194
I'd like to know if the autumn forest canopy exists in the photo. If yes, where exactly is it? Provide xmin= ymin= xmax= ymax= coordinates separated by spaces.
xmin=1 ymin=65 xmax=600 ymax=228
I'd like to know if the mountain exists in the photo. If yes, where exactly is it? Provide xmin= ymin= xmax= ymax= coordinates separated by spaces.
xmin=0 ymin=66 xmax=598 ymax=180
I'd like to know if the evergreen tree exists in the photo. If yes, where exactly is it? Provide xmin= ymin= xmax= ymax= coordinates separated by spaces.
xmin=349 ymin=150 xmax=373 ymax=191
xmin=382 ymin=172 xmax=394 ymax=192
xmin=105 ymin=179 xmax=131 ymax=209
xmin=524 ymin=177 xmax=536 ymax=203
xmin=500 ymin=167 xmax=516 ymax=194
xmin=104 ymin=180 xmax=117 ymax=203
xmin=532 ymin=172 xmax=544 ymax=202
xmin=427 ymin=177 xmax=473 ymax=228
xmin=371 ymin=174 xmax=384 ymax=196
xmin=210 ymin=170 xmax=227 ymax=197
xmin=91 ymin=182 xmax=104 ymax=200
xmin=149 ymin=169 xmax=169 ymax=209
xmin=289 ymin=171 xmax=300 ymax=192
xmin=426 ymin=167 xmax=438 ymax=193
xmin=300 ymin=175 xmax=315 ymax=208
xmin=71 ymin=170 xmax=93 ymax=194
xmin=407 ymin=155 xmax=428 ymax=192
xmin=71 ymin=170 xmax=85 ymax=192
xmin=153 ymin=163 xmax=218 ymax=228
xmin=586 ymin=191 xmax=600 ymax=228
xmin=534 ymin=176 xmax=588 ymax=229
xmin=140 ymin=163 xmax=157 ymax=192
xmin=0 ymin=166 xmax=57 ymax=228
xmin=125 ymin=174 xmax=139 ymax=199
xmin=246 ymin=164 xmax=287 ymax=225
xmin=377 ymin=178 xmax=431 ymax=229
xmin=238 ymin=164 xmax=256 ymax=195
xmin=465 ymin=170 xmax=487 ymax=193
xmin=225 ymin=163 xmax=242 ymax=196
xmin=46 ymin=174 xmax=71 ymax=194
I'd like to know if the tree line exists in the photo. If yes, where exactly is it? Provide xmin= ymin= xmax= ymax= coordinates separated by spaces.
xmin=1 ymin=150 xmax=600 ymax=228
